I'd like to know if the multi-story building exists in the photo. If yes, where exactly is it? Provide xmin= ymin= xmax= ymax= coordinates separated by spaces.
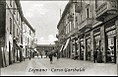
xmin=0 ymin=0 xmax=36 ymax=67
xmin=95 ymin=0 xmax=118 ymax=63
xmin=22 ymin=17 xmax=36 ymax=59
xmin=57 ymin=0 xmax=118 ymax=63
xmin=57 ymin=2 xmax=75 ymax=58
xmin=0 ymin=0 xmax=24 ymax=67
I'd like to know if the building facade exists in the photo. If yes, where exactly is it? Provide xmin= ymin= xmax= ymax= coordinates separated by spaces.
xmin=22 ymin=17 xmax=36 ymax=59
xmin=0 ymin=0 xmax=36 ymax=67
xmin=57 ymin=0 xmax=118 ymax=63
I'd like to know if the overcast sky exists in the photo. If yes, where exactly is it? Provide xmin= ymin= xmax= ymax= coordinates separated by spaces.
xmin=20 ymin=1 xmax=68 ymax=44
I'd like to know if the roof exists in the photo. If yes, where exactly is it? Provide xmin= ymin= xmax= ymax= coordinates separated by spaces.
xmin=23 ymin=17 xmax=35 ymax=33
xmin=57 ymin=2 xmax=71 ymax=29
xmin=15 ymin=0 xmax=24 ymax=21
xmin=15 ymin=0 xmax=35 ymax=33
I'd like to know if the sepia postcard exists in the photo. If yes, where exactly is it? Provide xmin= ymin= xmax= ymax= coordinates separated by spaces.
xmin=0 ymin=0 xmax=118 ymax=76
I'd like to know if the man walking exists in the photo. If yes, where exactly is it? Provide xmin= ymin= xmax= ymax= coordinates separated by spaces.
xmin=49 ymin=47 xmax=55 ymax=64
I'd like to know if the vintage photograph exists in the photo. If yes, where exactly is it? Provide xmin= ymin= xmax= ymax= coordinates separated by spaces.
xmin=0 ymin=0 xmax=118 ymax=76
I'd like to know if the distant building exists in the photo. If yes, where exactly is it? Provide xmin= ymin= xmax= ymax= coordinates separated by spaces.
xmin=36 ymin=44 xmax=55 ymax=56
xmin=22 ymin=17 xmax=36 ymax=59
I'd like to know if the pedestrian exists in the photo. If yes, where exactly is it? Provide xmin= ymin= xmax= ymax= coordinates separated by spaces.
xmin=49 ymin=47 xmax=55 ymax=64
xmin=94 ymin=49 xmax=98 ymax=63
xmin=57 ymin=52 xmax=60 ymax=60
xmin=29 ymin=56 xmax=31 ymax=60
xmin=40 ymin=52 xmax=43 ymax=58
xmin=29 ymin=51 xmax=32 ymax=60
xmin=45 ymin=50 xmax=48 ymax=58
xmin=97 ymin=49 xmax=103 ymax=63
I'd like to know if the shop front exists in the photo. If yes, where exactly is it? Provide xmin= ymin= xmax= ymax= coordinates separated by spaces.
xmin=85 ymin=34 xmax=91 ymax=61
xmin=63 ymin=38 xmax=70 ymax=58
xmin=93 ymin=28 xmax=103 ymax=63
xmin=105 ymin=22 xmax=116 ymax=63
xmin=79 ymin=36 xmax=84 ymax=60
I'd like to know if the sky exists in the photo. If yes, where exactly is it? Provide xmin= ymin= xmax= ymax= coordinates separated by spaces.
xmin=20 ymin=1 xmax=69 ymax=45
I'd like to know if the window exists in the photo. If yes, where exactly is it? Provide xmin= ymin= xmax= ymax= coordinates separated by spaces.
xmin=87 ymin=8 xmax=89 ymax=18
xmin=17 ymin=11 xmax=18 ymax=21
xmin=17 ymin=29 xmax=19 ymax=36
xmin=29 ymin=30 xmax=31 ymax=35
xmin=95 ymin=0 xmax=98 ymax=9
xmin=19 ymin=18 xmax=21 ymax=25
xmin=13 ymin=2 xmax=16 ymax=15
xmin=81 ymin=14 xmax=82 ymax=22
xmin=66 ymin=25 xmax=68 ymax=34
xmin=10 ymin=18 xmax=12 ymax=34
xmin=13 ymin=23 xmax=15 ymax=36
xmin=28 ymin=38 xmax=29 ymax=44
xmin=10 ymin=0 xmax=12 ymax=7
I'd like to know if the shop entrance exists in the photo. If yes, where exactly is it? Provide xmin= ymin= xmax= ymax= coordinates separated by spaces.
xmin=9 ymin=42 xmax=11 ymax=65
xmin=86 ymin=38 xmax=91 ymax=61
xmin=80 ymin=38 xmax=84 ymax=60
xmin=106 ymin=33 xmax=116 ymax=63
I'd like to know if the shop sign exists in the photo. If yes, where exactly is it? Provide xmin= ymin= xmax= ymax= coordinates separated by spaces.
xmin=105 ymin=25 xmax=116 ymax=32
xmin=106 ymin=30 xmax=116 ymax=37
xmin=94 ymin=32 xmax=100 ymax=36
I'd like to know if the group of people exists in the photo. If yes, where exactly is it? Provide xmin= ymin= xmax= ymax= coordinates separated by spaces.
xmin=49 ymin=47 xmax=103 ymax=64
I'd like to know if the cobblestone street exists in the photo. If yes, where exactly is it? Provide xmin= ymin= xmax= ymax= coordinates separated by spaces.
xmin=1 ymin=57 xmax=117 ymax=76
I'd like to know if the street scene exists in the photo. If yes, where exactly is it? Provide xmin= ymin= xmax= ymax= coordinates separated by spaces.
xmin=0 ymin=0 xmax=118 ymax=76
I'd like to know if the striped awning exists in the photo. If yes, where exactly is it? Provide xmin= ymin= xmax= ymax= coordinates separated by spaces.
xmin=60 ymin=45 xmax=64 ymax=52
xmin=63 ymin=39 xmax=70 ymax=51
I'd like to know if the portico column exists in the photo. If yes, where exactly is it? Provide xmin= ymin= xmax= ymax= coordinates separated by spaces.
xmin=100 ymin=25 xmax=106 ymax=63
xmin=90 ymin=31 xmax=94 ymax=61
xmin=84 ymin=35 xmax=87 ymax=61
xmin=116 ymin=18 xmax=118 ymax=64
xmin=78 ymin=38 xmax=81 ymax=60
xmin=70 ymin=39 xmax=73 ymax=58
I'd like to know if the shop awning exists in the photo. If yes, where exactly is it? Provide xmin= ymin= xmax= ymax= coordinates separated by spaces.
xmin=60 ymin=45 xmax=64 ymax=52
xmin=63 ymin=39 xmax=70 ymax=51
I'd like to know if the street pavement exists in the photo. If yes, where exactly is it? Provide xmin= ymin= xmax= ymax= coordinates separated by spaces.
xmin=1 ymin=57 xmax=118 ymax=76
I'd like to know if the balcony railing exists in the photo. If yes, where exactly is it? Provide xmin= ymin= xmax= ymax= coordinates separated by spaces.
xmin=96 ymin=1 xmax=118 ymax=21
xmin=79 ymin=18 xmax=93 ymax=31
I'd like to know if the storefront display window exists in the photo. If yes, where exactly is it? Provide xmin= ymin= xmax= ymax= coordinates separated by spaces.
xmin=86 ymin=38 xmax=91 ymax=61
xmin=94 ymin=35 xmax=101 ymax=50
xmin=80 ymin=38 xmax=84 ymax=60
xmin=106 ymin=30 xmax=116 ymax=63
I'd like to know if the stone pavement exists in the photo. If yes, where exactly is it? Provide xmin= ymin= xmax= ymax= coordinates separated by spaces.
xmin=0 ymin=57 xmax=118 ymax=76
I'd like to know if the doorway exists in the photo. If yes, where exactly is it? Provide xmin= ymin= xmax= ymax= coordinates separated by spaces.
xmin=106 ymin=36 xmax=116 ymax=63
xmin=9 ymin=42 xmax=11 ymax=65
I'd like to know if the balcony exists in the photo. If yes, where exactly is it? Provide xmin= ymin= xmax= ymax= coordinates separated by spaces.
xmin=67 ymin=28 xmax=78 ymax=38
xmin=75 ymin=2 xmax=82 ymax=13
xmin=79 ymin=18 xmax=93 ymax=32
xmin=96 ymin=1 xmax=118 ymax=21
